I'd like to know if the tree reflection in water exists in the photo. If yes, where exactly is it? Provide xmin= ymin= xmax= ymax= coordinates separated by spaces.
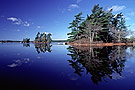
xmin=34 ymin=43 xmax=52 ymax=54
xmin=23 ymin=43 xmax=30 ymax=47
xmin=67 ymin=46 xmax=127 ymax=84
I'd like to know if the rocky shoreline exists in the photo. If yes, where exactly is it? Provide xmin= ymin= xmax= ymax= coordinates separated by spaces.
xmin=68 ymin=42 xmax=134 ymax=47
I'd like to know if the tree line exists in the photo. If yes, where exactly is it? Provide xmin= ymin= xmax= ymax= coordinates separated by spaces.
xmin=22 ymin=38 xmax=30 ymax=43
xmin=34 ymin=32 xmax=52 ymax=44
xmin=22 ymin=32 xmax=52 ymax=43
xmin=67 ymin=4 xmax=128 ymax=43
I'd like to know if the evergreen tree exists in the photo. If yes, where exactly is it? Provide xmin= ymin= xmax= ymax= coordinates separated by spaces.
xmin=22 ymin=38 xmax=30 ymax=43
xmin=67 ymin=4 xmax=127 ymax=43
xmin=117 ymin=15 xmax=127 ymax=42
xmin=35 ymin=32 xmax=52 ymax=43
xmin=43 ymin=33 xmax=47 ymax=43
xmin=40 ymin=33 xmax=44 ymax=42
xmin=47 ymin=33 xmax=52 ymax=44
xmin=110 ymin=13 xmax=127 ymax=42
xmin=67 ymin=12 xmax=84 ymax=42
xmin=35 ymin=32 xmax=40 ymax=42
xmin=83 ymin=4 xmax=113 ymax=43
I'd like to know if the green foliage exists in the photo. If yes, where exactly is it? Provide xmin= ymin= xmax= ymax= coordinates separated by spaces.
xmin=67 ymin=4 xmax=127 ymax=43
xmin=67 ymin=12 xmax=84 ymax=42
xmin=128 ymin=36 xmax=135 ymax=43
xmin=35 ymin=32 xmax=52 ymax=43
xmin=110 ymin=13 xmax=127 ymax=42
xmin=22 ymin=38 xmax=30 ymax=43
xmin=46 ymin=33 xmax=52 ymax=44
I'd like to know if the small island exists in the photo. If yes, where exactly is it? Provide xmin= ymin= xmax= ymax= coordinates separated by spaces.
xmin=67 ymin=4 xmax=135 ymax=46
xmin=21 ymin=32 xmax=52 ymax=44
xmin=34 ymin=32 xmax=52 ymax=44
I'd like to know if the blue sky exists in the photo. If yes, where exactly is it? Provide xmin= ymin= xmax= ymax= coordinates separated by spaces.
xmin=0 ymin=0 xmax=135 ymax=40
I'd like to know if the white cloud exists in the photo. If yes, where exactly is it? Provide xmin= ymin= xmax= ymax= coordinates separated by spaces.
xmin=14 ymin=21 xmax=21 ymax=25
xmin=108 ymin=5 xmax=126 ymax=12
xmin=68 ymin=4 xmax=79 ymax=11
xmin=7 ymin=17 xmax=18 ymax=22
xmin=36 ymin=26 xmax=45 ymax=30
xmin=24 ymin=21 xmax=30 ymax=27
xmin=7 ymin=17 xmax=30 ymax=26
xmin=14 ymin=19 xmax=22 ymax=25
xmin=44 ymin=32 xmax=52 ymax=35
xmin=45 ymin=32 xmax=49 ymax=34
xmin=70 ymin=4 xmax=79 ymax=8
xmin=8 ymin=63 xmax=18 ymax=68
xmin=7 ymin=17 xmax=22 ymax=25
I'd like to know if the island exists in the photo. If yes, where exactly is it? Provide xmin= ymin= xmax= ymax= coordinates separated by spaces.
xmin=67 ymin=4 xmax=135 ymax=46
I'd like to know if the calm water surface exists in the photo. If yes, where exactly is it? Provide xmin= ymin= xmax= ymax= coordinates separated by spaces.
xmin=0 ymin=43 xmax=135 ymax=90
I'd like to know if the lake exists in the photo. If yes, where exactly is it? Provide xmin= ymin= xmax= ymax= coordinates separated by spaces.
xmin=0 ymin=43 xmax=135 ymax=90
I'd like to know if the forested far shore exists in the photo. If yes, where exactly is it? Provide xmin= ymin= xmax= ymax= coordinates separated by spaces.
xmin=0 ymin=40 xmax=21 ymax=42
xmin=0 ymin=40 xmax=67 ymax=43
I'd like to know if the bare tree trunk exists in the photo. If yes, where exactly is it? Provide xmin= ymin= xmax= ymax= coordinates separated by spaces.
xmin=89 ymin=30 xmax=92 ymax=44
xmin=91 ymin=32 xmax=94 ymax=42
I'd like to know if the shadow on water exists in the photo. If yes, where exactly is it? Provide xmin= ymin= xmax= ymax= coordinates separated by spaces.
xmin=34 ymin=43 xmax=52 ymax=54
xmin=67 ymin=46 xmax=127 ymax=85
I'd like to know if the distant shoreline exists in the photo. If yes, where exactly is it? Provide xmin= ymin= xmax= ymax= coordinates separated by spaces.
xmin=0 ymin=40 xmax=67 ymax=43
xmin=1 ymin=40 xmax=135 ymax=47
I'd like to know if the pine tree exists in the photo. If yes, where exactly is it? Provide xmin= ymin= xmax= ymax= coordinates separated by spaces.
xmin=110 ymin=13 xmax=127 ymax=42
xmin=43 ymin=33 xmax=47 ymax=43
xmin=67 ymin=12 xmax=84 ymax=42
xmin=47 ymin=33 xmax=52 ymax=44
xmin=67 ymin=4 xmax=127 ymax=43
xmin=83 ymin=4 xmax=113 ymax=43
xmin=23 ymin=38 xmax=30 ymax=43
xmin=35 ymin=32 xmax=40 ymax=42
